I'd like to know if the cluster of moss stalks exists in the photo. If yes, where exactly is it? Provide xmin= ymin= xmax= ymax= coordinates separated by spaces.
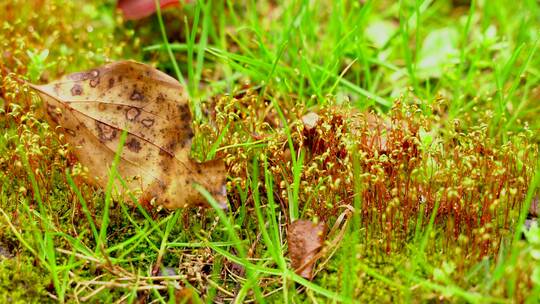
xmin=204 ymin=90 xmax=539 ymax=300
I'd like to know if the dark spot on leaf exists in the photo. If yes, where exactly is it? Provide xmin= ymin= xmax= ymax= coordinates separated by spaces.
xmin=158 ymin=181 xmax=167 ymax=190
xmin=108 ymin=78 xmax=115 ymax=89
xmin=90 ymin=77 xmax=100 ymax=87
xmin=130 ymin=90 xmax=144 ymax=101
xmin=159 ymin=159 xmax=168 ymax=170
xmin=65 ymin=129 xmax=76 ymax=137
xmin=164 ymin=140 xmax=177 ymax=154
xmin=179 ymin=127 xmax=194 ymax=148
xmin=126 ymin=138 xmax=142 ymax=153
xmin=53 ymin=83 xmax=61 ymax=95
xmin=181 ymin=137 xmax=192 ymax=148
xmin=46 ymin=104 xmax=61 ymax=124
xmin=95 ymin=121 xmax=117 ymax=141
xmin=178 ymin=104 xmax=189 ymax=112
xmin=71 ymin=84 xmax=83 ymax=96
xmin=141 ymin=118 xmax=155 ymax=128
xmin=156 ymin=93 xmax=165 ymax=104
xmin=126 ymin=107 xmax=141 ymax=121
xmin=180 ymin=110 xmax=191 ymax=122
xmin=160 ymin=148 xmax=174 ymax=158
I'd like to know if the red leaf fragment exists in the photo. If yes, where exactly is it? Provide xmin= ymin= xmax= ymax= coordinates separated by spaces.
xmin=117 ymin=0 xmax=183 ymax=20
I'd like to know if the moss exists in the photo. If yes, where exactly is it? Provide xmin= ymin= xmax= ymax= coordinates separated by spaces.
xmin=0 ymin=256 xmax=51 ymax=303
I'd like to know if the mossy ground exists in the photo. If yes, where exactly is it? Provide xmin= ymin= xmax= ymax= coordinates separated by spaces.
xmin=1 ymin=0 xmax=539 ymax=303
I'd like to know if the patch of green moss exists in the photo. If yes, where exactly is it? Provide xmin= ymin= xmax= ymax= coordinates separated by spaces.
xmin=0 ymin=256 xmax=51 ymax=303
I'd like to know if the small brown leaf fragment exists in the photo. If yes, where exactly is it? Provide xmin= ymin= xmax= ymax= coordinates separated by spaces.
xmin=31 ymin=60 xmax=227 ymax=209
xmin=223 ymin=258 xmax=246 ymax=279
xmin=287 ymin=220 xmax=326 ymax=280
xmin=301 ymin=112 xmax=319 ymax=131
xmin=0 ymin=241 xmax=13 ymax=259
xmin=530 ymin=196 xmax=539 ymax=217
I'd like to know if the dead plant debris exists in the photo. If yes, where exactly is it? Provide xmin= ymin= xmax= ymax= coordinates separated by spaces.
xmin=30 ymin=61 xmax=227 ymax=209
xmin=287 ymin=219 xmax=327 ymax=280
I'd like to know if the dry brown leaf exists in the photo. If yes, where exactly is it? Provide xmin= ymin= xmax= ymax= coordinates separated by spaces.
xmin=30 ymin=60 xmax=227 ymax=209
xmin=287 ymin=219 xmax=327 ymax=280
